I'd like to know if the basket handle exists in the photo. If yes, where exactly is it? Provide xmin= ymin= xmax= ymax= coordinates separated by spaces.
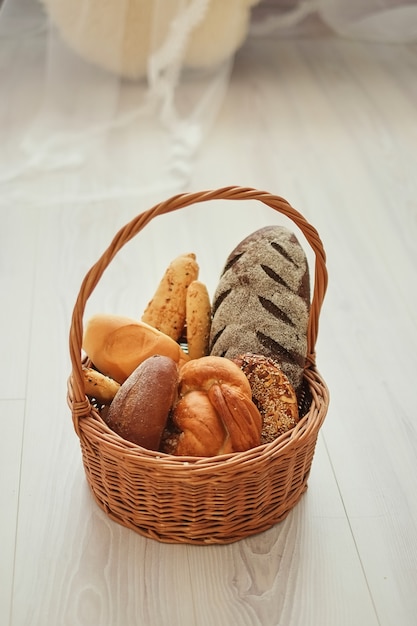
xmin=69 ymin=186 xmax=327 ymax=416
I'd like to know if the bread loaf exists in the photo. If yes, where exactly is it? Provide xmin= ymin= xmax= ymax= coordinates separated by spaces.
xmin=82 ymin=314 xmax=189 ymax=384
xmin=209 ymin=226 xmax=310 ymax=393
xmin=104 ymin=355 xmax=179 ymax=450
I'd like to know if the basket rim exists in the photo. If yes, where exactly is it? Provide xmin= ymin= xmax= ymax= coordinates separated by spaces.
xmin=68 ymin=365 xmax=329 ymax=469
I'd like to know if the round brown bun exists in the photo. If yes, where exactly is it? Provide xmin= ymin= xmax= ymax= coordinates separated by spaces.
xmin=104 ymin=354 xmax=179 ymax=450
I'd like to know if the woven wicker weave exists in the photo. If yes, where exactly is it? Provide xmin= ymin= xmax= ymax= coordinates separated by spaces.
xmin=68 ymin=186 xmax=329 ymax=545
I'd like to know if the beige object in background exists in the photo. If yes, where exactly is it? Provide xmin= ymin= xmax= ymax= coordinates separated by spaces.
xmin=40 ymin=0 xmax=261 ymax=79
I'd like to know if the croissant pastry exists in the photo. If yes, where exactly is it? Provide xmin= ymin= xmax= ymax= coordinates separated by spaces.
xmin=164 ymin=356 xmax=262 ymax=456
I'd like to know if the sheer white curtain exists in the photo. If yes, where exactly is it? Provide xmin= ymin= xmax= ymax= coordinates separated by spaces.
xmin=0 ymin=0 xmax=256 ymax=202
xmin=251 ymin=0 xmax=417 ymax=42
xmin=0 ymin=0 xmax=416 ymax=204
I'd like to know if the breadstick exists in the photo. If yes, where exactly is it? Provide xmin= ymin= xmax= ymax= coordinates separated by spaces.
xmin=141 ymin=253 xmax=199 ymax=341
xmin=82 ymin=367 xmax=120 ymax=404
xmin=186 ymin=280 xmax=212 ymax=360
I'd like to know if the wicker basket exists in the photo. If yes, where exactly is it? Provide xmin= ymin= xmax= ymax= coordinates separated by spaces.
xmin=68 ymin=186 xmax=329 ymax=545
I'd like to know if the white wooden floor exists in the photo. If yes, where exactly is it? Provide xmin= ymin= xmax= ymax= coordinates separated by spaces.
xmin=1 ymin=29 xmax=417 ymax=626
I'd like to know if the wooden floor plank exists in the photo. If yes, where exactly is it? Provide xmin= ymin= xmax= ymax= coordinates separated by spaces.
xmin=0 ymin=209 xmax=38 ymax=399
xmin=0 ymin=400 xmax=25 ymax=626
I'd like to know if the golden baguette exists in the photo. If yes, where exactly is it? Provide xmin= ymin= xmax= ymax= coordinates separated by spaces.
xmin=141 ymin=253 xmax=199 ymax=341
xmin=186 ymin=280 xmax=212 ymax=360
xmin=82 ymin=366 xmax=120 ymax=404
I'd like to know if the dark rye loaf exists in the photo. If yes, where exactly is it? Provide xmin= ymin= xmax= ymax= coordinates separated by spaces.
xmin=209 ymin=226 xmax=310 ymax=394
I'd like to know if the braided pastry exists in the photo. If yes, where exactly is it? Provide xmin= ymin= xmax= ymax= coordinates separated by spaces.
xmin=162 ymin=356 xmax=262 ymax=456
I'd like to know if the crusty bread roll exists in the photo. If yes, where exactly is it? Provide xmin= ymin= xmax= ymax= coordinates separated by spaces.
xmin=233 ymin=353 xmax=299 ymax=444
xmin=83 ymin=314 xmax=189 ymax=384
xmin=141 ymin=253 xmax=199 ymax=341
xmin=104 ymin=355 xmax=179 ymax=450
xmin=163 ymin=356 xmax=262 ymax=456
xmin=185 ymin=280 xmax=212 ymax=360
xmin=82 ymin=366 xmax=120 ymax=405
xmin=209 ymin=226 xmax=310 ymax=394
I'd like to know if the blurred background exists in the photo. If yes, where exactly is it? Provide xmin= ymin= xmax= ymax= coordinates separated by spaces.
xmin=1 ymin=0 xmax=416 ymax=207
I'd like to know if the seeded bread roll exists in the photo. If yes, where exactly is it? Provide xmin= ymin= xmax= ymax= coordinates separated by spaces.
xmin=233 ymin=353 xmax=299 ymax=444
xmin=209 ymin=226 xmax=310 ymax=394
